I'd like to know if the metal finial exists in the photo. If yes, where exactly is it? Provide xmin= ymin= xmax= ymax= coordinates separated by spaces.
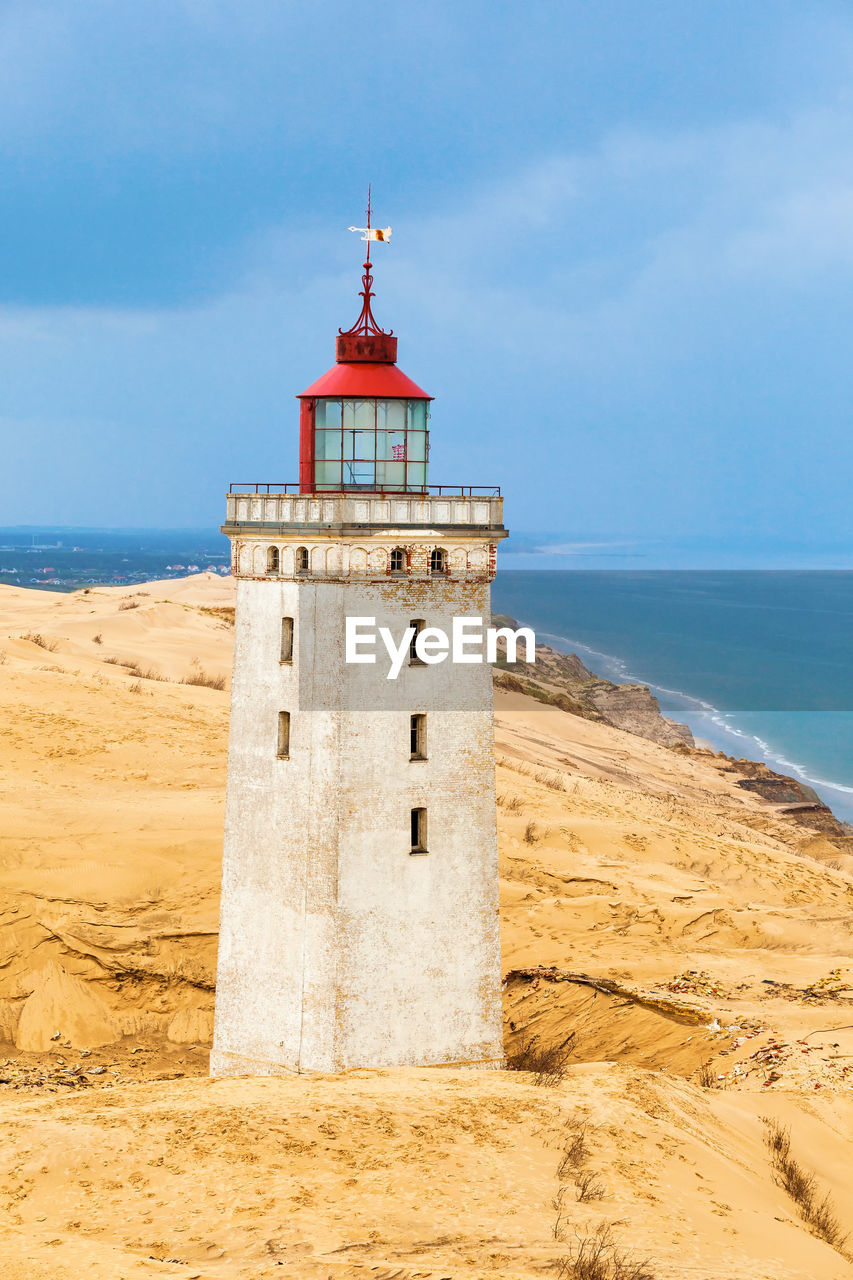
xmin=341 ymin=186 xmax=393 ymax=338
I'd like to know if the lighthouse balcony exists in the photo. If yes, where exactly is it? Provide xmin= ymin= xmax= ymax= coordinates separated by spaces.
xmin=224 ymin=486 xmax=505 ymax=535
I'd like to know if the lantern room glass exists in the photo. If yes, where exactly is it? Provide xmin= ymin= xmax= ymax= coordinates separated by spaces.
xmin=313 ymin=398 xmax=430 ymax=492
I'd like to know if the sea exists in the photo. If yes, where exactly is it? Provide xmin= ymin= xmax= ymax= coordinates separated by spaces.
xmin=492 ymin=569 xmax=853 ymax=826
xmin=3 ymin=527 xmax=853 ymax=825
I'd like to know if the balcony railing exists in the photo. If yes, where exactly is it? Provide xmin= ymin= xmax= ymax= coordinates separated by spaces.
xmin=228 ymin=482 xmax=501 ymax=497
xmin=224 ymin=488 xmax=506 ymax=533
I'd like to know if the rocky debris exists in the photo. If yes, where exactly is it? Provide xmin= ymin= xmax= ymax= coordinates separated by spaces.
xmin=0 ymin=1058 xmax=104 ymax=1091
xmin=653 ymin=970 xmax=726 ymax=999
xmin=709 ymin=1035 xmax=853 ymax=1091
xmin=712 ymin=756 xmax=853 ymax=838
xmin=491 ymin=617 xmax=693 ymax=749
xmin=758 ymin=969 xmax=853 ymax=1003
xmin=0 ymin=1043 xmax=204 ymax=1091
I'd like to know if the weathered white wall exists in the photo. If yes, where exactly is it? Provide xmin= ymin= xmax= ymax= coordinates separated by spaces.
xmin=210 ymin=567 xmax=503 ymax=1075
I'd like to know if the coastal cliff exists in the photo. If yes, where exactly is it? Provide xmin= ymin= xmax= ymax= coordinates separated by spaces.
xmin=707 ymin=752 xmax=853 ymax=842
xmin=491 ymin=614 xmax=694 ymax=748
xmin=490 ymin=616 xmax=853 ymax=840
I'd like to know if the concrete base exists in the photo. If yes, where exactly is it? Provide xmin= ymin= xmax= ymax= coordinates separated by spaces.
xmin=209 ymin=1046 xmax=505 ymax=1078
xmin=209 ymin=1047 xmax=302 ymax=1078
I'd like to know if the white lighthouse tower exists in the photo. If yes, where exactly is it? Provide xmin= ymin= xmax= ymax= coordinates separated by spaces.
xmin=210 ymin=210 xmax=508 ymax=1075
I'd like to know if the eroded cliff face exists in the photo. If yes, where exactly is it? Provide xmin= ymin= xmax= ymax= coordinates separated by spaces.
xmin=491 ymin=621 xmax=694 ymax=749
xmin=710 ymin=755 xmax=853 ymax=841
xmin=581 ymin=678 xmax=694 ymax=747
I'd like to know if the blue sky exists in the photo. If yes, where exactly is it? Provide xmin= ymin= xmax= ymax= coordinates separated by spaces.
xmin=3 ymin=0 xmax=853 ymax=557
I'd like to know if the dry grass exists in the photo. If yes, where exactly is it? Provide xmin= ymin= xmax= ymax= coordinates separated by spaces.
xmin=182 ymin=669 xmax=226 ymax=690
xmin=696 ymin=1063 xmax=717 ymax=1089
xmin=497 ymin=793 xmax=524 ymax=812
xmin=557 ymin=1223 xmax=655 ymax=1279
xmin=534 ymin=768 xmax=566 ymax=792
xmin=558 ymin=1121 xmax=591 ymax=1177
xmin=506 ymin=1033 xmax=576 ymax=1086
xmin=523 ymin=820 xmax=541 ymax=844
xmin=118 ymin=600 xmax=140 ymax=610
xmin=128 ymin=680 xmax=144 ymax=694
xmin=498 ymin=757 xmax=568 ymax=794
xmin=21 ymin=632 xmax=58 ymax=651
xmin=103 ymin=656 xmax=165 ymax=681
xmin=762 ymin=1117 xmax=848 ymax=1253
xmin=128 ymin=663 xmax=162 ymax=680
xmin=575 ymin=1171 xmax=606 ymax=1203
xmin=199 ymin=605 xmax=235 ymax=626
xmin=92 ymin=633 xmax=103 ymax=644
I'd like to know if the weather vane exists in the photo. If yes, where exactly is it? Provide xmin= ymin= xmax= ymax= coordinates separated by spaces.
xmin=340 ymin=185 xmax=393 ymax=338
xmin=348 ymin=184 xmax=392 ymax=259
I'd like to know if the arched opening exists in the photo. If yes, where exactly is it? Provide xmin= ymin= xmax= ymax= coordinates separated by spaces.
xmin=430 ymin=547 xmax=447 ymax=576
xmin=267 ymin=546 xmax=280 ymax=574
xmin=295 ymin=546 xmax=309 ymax=575
xmin=390 ymin=547 xmax=408 ymax=575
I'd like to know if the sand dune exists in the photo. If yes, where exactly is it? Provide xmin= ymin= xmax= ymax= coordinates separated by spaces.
xmin=3 ymin=1068 xmax=853 ymax=1280
xmin=1 ymin=576 xmax=852 ymax=1278
xmin=0 ymin=576 xmax=231 ymax=1053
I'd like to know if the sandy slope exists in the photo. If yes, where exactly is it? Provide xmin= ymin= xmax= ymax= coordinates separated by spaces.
xmin=0 ymin=576 xmax=232 ymax=1052
xmin=1 ymin=576 xmax=852 ymax=1279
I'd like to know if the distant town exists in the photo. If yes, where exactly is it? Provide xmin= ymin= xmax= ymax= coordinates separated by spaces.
xmin=0 ymin=529 xmax=231 ymax=591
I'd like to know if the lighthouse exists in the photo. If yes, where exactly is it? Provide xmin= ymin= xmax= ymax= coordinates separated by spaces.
xmin=210 ymin=208 xmax=508 ymax=1075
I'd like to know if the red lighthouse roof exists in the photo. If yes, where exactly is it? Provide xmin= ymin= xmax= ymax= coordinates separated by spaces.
xmin=299 ymin=360 xmax=431 ymax=400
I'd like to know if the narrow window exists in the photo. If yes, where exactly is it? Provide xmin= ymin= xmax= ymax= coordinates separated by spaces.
xmin=276 ymin=711 xmax=290 ymax=759
xmin=267 ymin=546 xmax=280 ymax=574
xmin=295 ymin=546 xmax=309 ymax=574
xmin=390 ymin=546 xmax=407 ymax=574
xmin=410 ymin=713 xmax=427 ymax=760
xmin=430 ymin=547 xmax=447 ymax=575
xmin=280 ymin=617 xmax=294 ymax=663
xmin=409 ymin=618 xmax=426 ymax=665
xmin=410 ymin=807 xmax=428 ymax=854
